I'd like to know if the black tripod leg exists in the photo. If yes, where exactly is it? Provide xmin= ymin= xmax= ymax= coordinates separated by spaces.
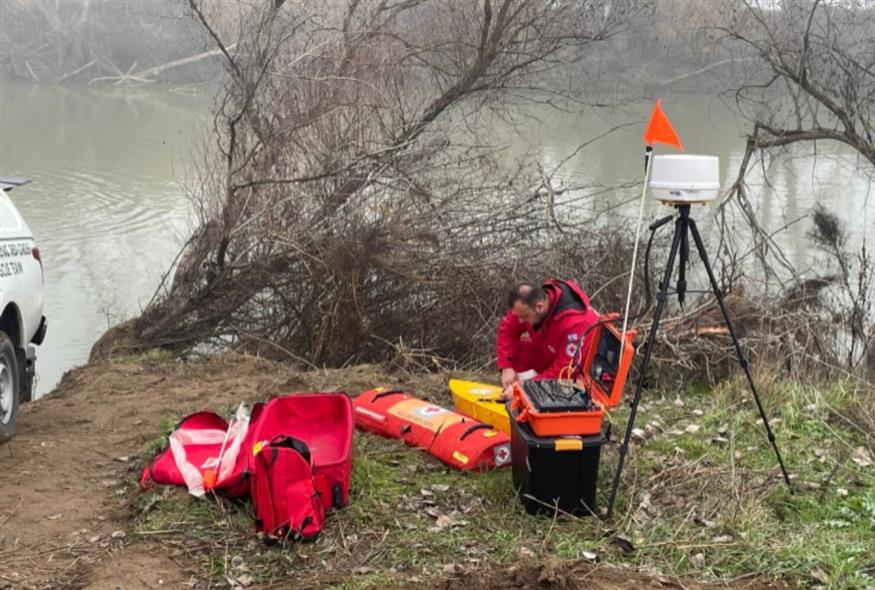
xmin=678 ymin=217 xmax=688 ymax=307
xmin=687 ymin=218 xmax=793 ymax=491
xmin=606 ymin=214 xmax=685 ymax=519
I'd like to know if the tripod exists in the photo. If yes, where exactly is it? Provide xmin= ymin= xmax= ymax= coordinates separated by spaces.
xmin=606 ymin=203 xmax=793 ymax=519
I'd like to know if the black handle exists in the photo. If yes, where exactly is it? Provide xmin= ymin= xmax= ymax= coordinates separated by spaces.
xmin=332 ymin=483 xmax=345 ymax=509
xmin=268 ymin=435 xmax=311 ymax=465
xmin=459 ymin=423 xmax=493 ymax=441
xmin=372 ymin=389 xmax=406 ymax=401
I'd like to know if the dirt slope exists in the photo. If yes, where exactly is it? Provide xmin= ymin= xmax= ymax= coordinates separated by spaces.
xmin=0 ymin=354 xmax=796 ymax=590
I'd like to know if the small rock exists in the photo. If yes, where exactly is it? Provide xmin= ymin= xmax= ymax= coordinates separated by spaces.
xmin=236 ymin=574 xmax=253 ymax=587
xmin=684 ymin=424 xmax=701 ymax=434
xmin=692 ymin=409 xmax=704 ymax=417
xmin=231 ymin=555 xmax=244 ymax=569
xmin=691 ymin=552 xmax=705 ymax=568
xmin=851 ymin=447 xmax=873 ymax=467
xmin=631 ymin=428 xmax=647 ymax=442
xmin=420 ymin=488 xmax=434 ymax=497
xmin=673 ymin=398 xmax=685 ymax=408
xmin=47 ymin=514 xmax=62 ymax=520
xmin=518 ymin=546 xmax=535 ymax=559
xmin=434 ymin=515 xmax=454 ymax=530
xmin=717 ymin=424 xmax=728 ymax=436
xmin=710 ymin=436 xmax=730 ymax=446
xmin=811 ymin=568 xmax=830 ymax=584
xmin=581 ymin=550 xmax=598 ymax=561
xmin=441 ymin=564 xmax=456 ymax=574
xmin=111 ymin=530 xmax=126 ymax=539
xmin=837 ymin=488 xmax=848 ymax=496
xmin=88 ymin=535 xmax=101 ymax=543
xmin=115 ymin=456 xmax=130 ymax=463
xmin=711 ymin=534 xmax=733 ymax=543
xmin=431 ymin=484 xmax=450 ymax=492
xmin=353 ymin=566 xmax=374 ymax=575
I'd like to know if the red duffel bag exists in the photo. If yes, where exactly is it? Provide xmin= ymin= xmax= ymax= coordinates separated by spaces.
xmin=139 ymin=409 xmax=251 ymax=497
xmin=246 ymin=393 xmax=354 ymax=511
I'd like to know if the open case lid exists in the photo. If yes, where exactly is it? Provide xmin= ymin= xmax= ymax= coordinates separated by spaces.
xmin=580 ymin=314 xmax=635 ymax=409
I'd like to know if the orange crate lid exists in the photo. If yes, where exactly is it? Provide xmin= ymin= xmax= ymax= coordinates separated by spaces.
xmin=580 ymin=314 xmax=635 ymax=409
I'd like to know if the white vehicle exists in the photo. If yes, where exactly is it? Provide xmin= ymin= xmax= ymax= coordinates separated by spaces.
xmin=0 ymin=176 xmax=47 ymax=442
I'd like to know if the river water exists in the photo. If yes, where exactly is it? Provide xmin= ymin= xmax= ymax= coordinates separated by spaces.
xmin=1 ymin=84 xmax=872 ymax=397
xmin=1 ymin=83 xmax=210 ymax=396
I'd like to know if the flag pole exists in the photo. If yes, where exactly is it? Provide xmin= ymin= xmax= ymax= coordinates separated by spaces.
xmin=619 ymin=145 xmax=653 ymax=364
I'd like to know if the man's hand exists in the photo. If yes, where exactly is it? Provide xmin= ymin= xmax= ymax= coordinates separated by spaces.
xmin=501 ymin=384 xmax=515 ymax=400
xmin=500 ymin=367 xmax=517 ymax=388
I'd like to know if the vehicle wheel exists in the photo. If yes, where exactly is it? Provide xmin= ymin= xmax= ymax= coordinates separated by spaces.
xmin=0 ymin=332 xmax=20 ymax=443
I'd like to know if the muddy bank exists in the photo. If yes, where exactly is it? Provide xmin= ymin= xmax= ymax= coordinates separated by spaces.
xmin=1 ymin=354 xmax=801 ymax=589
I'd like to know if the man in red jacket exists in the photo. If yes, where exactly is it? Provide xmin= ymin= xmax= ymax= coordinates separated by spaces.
xmin=497 ymin=279 xmax=600 ymax=397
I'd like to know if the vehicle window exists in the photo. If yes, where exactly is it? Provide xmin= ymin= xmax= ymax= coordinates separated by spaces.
xmin=0 ymin=195 xmax=24 ymax=234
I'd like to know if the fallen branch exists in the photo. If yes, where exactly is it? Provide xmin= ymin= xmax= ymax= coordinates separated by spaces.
xmin=89 ymin=46 xmax=234 ymax=86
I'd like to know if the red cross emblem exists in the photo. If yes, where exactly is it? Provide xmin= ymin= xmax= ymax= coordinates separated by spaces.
xmin=494 ymin=445 xmax=511 ymax=465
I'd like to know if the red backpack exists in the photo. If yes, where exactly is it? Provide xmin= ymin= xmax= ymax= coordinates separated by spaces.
xmin=251 ymin=435 xmax=325 ymax=540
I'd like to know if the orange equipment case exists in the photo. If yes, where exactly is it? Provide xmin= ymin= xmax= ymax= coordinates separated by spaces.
xmin=511 ymin=315 xmax=635 ymax=437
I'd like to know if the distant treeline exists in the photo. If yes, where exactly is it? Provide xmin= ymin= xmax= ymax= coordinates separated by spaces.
xmin=0 ymin=0 xmax=217 ymax=85
xmin=0 ymin=0 xmax=751 ymax=91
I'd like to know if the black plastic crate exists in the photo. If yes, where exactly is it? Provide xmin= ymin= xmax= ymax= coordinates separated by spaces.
xmin=509 ymin=404 xmax=607 ymax=516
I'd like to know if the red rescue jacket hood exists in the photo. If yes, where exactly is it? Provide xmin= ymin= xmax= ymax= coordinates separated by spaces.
xmin=537 ymin=279 xmax=591 ymax=329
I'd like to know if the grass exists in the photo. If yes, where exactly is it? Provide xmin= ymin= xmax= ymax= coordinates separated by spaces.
xmin=132 ymin=376 xmax=875 ymax=589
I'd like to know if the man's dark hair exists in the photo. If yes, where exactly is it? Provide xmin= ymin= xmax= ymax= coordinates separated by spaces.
xmin=507 ymin=281 xmax=547 ymax=309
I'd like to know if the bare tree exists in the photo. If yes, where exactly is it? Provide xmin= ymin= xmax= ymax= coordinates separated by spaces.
xmin=717 ymin=0 xmax=875 ymax=376
xmin=91 ymin=0 xmax=643 ymax=368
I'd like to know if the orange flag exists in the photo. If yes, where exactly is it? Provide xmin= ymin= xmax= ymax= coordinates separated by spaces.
xmin=643 ymin=100 xmax=683 ymax=150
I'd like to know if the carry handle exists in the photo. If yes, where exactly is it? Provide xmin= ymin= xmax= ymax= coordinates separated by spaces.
xmin=372 ymin=389 xmax=406 ymax=401
xmin=480 ymin=396 xmax=505 ymax=404
xmin=459 ymin=423 xmax=493 ymax=441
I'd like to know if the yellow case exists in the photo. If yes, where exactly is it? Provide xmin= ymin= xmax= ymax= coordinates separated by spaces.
xmin=448 ymin=379 xmax=511 ymax=435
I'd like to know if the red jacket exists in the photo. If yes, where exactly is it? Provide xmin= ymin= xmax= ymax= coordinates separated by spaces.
xmin=496 ymin=279 xmax=599 ymax=380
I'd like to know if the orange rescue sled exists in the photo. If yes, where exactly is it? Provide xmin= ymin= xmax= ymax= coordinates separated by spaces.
xmin=353 ymin=388 xmax=512 ymax=471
